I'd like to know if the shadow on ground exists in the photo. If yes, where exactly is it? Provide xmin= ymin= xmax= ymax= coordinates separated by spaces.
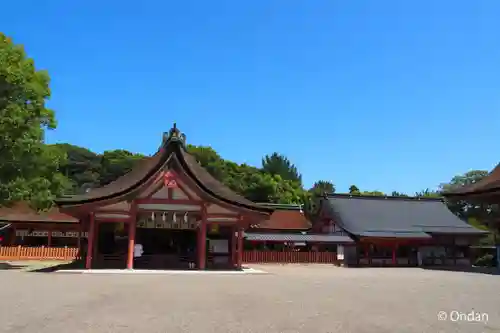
xmin=423 ymin=266 xmax=500 ymax=275
xmin=31 ymin=259 xmax=85 ymax=273
xmin=0 ymin=262 xmax=27 ymax=270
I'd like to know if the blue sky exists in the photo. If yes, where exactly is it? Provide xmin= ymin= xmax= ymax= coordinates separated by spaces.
xmin=3 ymin=1 xmax=500 ymax=193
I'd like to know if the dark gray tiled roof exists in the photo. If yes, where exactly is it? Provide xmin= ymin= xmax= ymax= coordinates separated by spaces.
xmin=323 ymin=194 xmax=487 ymax=238
xmin=244 ymin=232 xmax=354 ymax=243
xmin=358 ymin=231 xmax=430 ymax=238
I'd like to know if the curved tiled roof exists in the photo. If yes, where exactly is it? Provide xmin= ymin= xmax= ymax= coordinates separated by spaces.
xmin=56 ymin=125 xmax=273 ymax=215
xmin=0 ymin=202 xmax=78 ymax=223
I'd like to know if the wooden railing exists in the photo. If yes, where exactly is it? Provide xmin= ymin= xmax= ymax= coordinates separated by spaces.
xmin=243 ymin=251 xmax=338 ymax=264
xmin=0 ymin=246 xmax=79 ymax=261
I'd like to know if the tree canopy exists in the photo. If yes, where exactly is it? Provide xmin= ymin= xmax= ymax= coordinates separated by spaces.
xmin=0 ymin=33 xmax=69 ymax=209
xmin=309 ymin=181 xmax=335 ymax=197
xmin=261 ymin=153 xmax=302 ymax=185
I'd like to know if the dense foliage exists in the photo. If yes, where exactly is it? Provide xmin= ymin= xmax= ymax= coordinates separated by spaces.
xmin=0 ymin=33 xmax=69 ymax=209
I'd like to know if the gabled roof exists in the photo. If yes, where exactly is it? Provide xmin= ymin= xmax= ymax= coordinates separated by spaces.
xmin=0 ymin=202 xmax=78 ymax=223
xmin=56 ymin=124 xmax=273 ymax=216
xmin=248 ymin=203 xmax=311 ymax=230
xmin=321 ymin=194 xmax=486 ymax=238
xmin=443 ymin=163 xmax=500 ymax=199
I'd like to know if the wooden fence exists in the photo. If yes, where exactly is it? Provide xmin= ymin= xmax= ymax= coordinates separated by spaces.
xmin=243 ymin=251 xmax=338 ymax=264
xmin=0 ymin=246 xmax=79 ymax=261
xmin=0 ymin=247 xmax=338 ymax=265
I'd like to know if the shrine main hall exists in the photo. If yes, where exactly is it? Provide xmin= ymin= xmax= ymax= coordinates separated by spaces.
xmin=45 ymin=125 xmax=275 ymax=270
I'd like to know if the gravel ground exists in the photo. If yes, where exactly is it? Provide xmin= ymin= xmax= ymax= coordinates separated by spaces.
xmin=0 ymin=265 xmax=499 ymax=333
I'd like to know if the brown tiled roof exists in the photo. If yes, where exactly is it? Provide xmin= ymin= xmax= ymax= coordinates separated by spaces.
xmin=250 ymin=210 xmax=311 ymax=230
xmin=0 ymin=202 xmax=78 ymax=223
xmin=178 ymin=149 xmax=269 ymax=212
xmin=443 ymin=163 xmax=500 ymax=198
xmin=56 ymin=150 xmax=165 ymax=205
xmin=56 ymin=125 xmax=273 ymax=215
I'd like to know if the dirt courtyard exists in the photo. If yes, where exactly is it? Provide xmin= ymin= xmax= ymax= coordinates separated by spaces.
xmin=0 ymin=265 xmax=499 ymax=333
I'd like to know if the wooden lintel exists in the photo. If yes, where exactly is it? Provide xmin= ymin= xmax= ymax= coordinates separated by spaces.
xmin=8 ymin=223 xmax=80 ymax=230
xmin=94 ymin=218 xmax=129 ymax=223
xmin=95 ymin=209 xmax=131 ymax=215
xmin=136 ymin=198 xmax=203 ymax=205
xmin=207 ymin=213 xmax=239 ymax=218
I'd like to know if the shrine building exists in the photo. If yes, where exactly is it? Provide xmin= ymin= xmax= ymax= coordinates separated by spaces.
xmin=3 ymin=125 xmax=279 ymax=270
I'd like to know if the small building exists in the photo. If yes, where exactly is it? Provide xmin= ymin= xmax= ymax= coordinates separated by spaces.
xmin=442 ymin=163 xmax=500 ymax=267
xmin=316 ymin=194 xmax=487 ymax=266
xmin=243 ymin=203 xmax=353 ymax=264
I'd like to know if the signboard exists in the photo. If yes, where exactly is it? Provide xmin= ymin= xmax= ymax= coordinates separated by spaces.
xmin=208 ymin=239 xmax=228 ymax=254
xmin=15 ymin=230 xmax=88 ymax=238
xmin=337 ymin=245 xmax=345 ymax=260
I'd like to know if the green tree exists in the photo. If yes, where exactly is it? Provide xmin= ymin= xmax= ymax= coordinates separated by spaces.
xmin=99 ymin=150 xmax=145 ymax=186
xmin=55 ymin=144 xmax=102 ymax=193
xmin=391 ymin=191 xmax=408 ymax=197
xmin=440 ymin=170 xmax=490 ymax=219
xmin=0 ymin=33 xmax=69 ymax=209
xmin=187 ymin=145 xmax=227 ymax=180
xmin=261 ymin=153 xmax=302 ymax=185
xmin=414 ymin=188 xmax=441 ymax=198
xmin=309 ymin=180 xmax=335 ymax=197
xmin=440 ymin=170 xmax=489 ymax=193
xmin=349 ymin=185 xmax=360 ymax=195
xmin=187 ymin=146 xmax=305 ymax=205
xmin=362 ymin=191 xmax=385 ymax=196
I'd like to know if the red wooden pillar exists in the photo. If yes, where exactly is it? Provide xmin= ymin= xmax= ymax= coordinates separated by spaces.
xmin=231 ymin=225 xmax=237 ymax=268
xmin=77 ymin=221 xmax=83 ymax=257
xmin=197 ymin=205 xmax=207 ymax=270
xmin=10 ymin=225 xmax=16 ymax=245
xmin=127 ymin=204 xmax=137 ymax=269
xmin=85 ymin=213 xmax=95 ymax=269
xmin=92 ymin=221 xmax=99 ymax=260
xmin=237 ymin=227 xmax=243 ymax=269
xmin=47 ymin=226 xmax=52 ymax=247
xmin=392 ymin=244 xmax=397 ymax=266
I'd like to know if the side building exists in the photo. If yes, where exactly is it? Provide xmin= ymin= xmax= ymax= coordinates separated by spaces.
xmin=316 ymin=193 xmax=487 ymax=266
xmin=244 ymin=203 xmax=353 ymax=264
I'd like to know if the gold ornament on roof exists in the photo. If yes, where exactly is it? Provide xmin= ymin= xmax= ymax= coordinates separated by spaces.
xmin=163 ymin=123 xmax=187 ymax=147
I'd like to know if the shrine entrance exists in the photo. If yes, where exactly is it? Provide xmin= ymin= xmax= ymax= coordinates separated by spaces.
xmin=94 ymin=222 xmax=128 ymax=269
xmin=133 ymin=211 xmax=199 ymax=269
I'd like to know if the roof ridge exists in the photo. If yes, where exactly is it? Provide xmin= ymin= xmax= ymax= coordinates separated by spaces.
xmin=257 ymin=203 xmax=302 ymax=210
xmin=325 ymin=193 xmax=443 ymax=202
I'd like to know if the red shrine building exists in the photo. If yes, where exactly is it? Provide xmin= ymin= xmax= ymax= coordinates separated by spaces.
xmin=1 ymin=125 xmax=280 ymax=270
